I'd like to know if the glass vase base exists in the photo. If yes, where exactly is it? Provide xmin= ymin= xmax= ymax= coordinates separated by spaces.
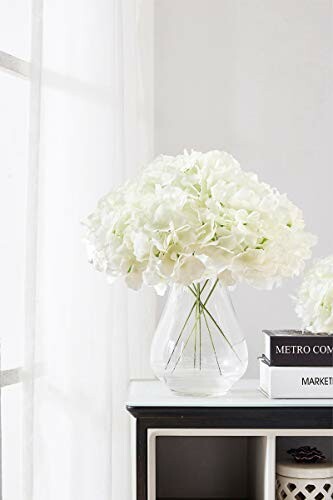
xmin=161 ymin=371 xmax=239 ymax=397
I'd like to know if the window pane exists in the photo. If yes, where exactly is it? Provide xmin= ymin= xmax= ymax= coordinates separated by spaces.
xmin=0 ymin=0 xmax=31 ymax=60
xmin=0 ymin=71 xmax=30 ymax=369
xmin=1 ymin=383 xmax=23 ymax=500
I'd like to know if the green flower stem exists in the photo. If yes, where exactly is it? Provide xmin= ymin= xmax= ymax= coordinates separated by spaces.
xmin=172 ymin=283 xmax=223 ymax=374
xmin=165 ymin=300 xmax=197 ymax=370
xmin=164 ymin=280 xmax=209 ymax=370
xmin=198 ymin=284 xmax=202 ymax=370
xmin=193 ymin=283 xmax=204 ymax=370
xmin=187 ymin=285 xmax=241 ymax=362
xmin=171 ymin=320 xmax=197 ymax=373
xmin=194 ymin=284 xmax=201 ymax=368
xmin=202 ymin=309 xmax=222 ymax=375
xmin=189 ymin=278 xmax=218 ymax=310
xmin=194 ymin=300 xmax=198 ymax=368
xmin=166 ymin=279 xmax=240 ymax=373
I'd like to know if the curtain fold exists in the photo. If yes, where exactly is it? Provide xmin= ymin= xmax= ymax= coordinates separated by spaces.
xmin=23 ymin=1 xmax=155 ymax=499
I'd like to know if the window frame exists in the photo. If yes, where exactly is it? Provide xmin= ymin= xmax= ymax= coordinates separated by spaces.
xmin=0 ymin=48 xmax=31 ymax=390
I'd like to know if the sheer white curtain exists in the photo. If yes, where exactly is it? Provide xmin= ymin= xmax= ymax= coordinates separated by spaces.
xmin=22 ymin=1 xmax=154 ymax=499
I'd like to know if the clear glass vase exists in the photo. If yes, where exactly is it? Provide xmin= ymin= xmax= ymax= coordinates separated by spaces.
xmin=151 ymin=279 xmax=248 ymax=396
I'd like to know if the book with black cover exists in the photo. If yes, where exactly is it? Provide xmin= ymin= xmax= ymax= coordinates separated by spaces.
xmin=263 ymin=330 xmax=333 ymax=367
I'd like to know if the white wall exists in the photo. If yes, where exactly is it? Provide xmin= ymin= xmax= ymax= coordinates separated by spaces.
xmin=154 ymin=0 xmax=333 ymax=377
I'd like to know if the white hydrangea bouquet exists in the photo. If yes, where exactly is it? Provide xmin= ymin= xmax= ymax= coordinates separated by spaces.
xmin=296 ymin=255 xmax=333 ymax=334
xmin=84 ymin=150 xmax=315 ymax=291
xmin=84 ymin=150 xmax=316 ymax=395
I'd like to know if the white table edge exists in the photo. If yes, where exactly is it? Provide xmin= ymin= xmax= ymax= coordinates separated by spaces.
xmin=127 ymin=378 xmax=333 ymax=408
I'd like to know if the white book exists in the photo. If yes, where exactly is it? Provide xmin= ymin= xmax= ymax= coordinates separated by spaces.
xmin=259 ymin=359 xmax=333 ymax=399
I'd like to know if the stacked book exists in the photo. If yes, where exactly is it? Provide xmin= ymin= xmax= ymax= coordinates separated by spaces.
xmin=259 ymin=330 xmax=333 ymax=399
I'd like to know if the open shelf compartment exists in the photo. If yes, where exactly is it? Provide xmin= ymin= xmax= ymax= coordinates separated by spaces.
xmin=276 ymin=435 xmax=333 ymax=500
xmin=276 ymin=435 xmax=333 ymax=464
xmin=148 ymin=429 xmax=275 ymax=500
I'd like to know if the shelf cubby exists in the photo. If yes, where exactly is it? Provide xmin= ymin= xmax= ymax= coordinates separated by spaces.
xmin=156 ymin=435 xmax=267 ymax=500
xmin=276 ymin=435 xmax=333 ymax=464
xmin=147 ymin=429 xmax=275 ymax=500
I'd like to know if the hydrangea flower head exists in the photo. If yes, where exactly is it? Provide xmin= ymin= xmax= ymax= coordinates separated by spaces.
xmin=83 ymin=150 xmax=316 ymax=294
xmin=296 ymin=255 xmax=333 ymax=333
